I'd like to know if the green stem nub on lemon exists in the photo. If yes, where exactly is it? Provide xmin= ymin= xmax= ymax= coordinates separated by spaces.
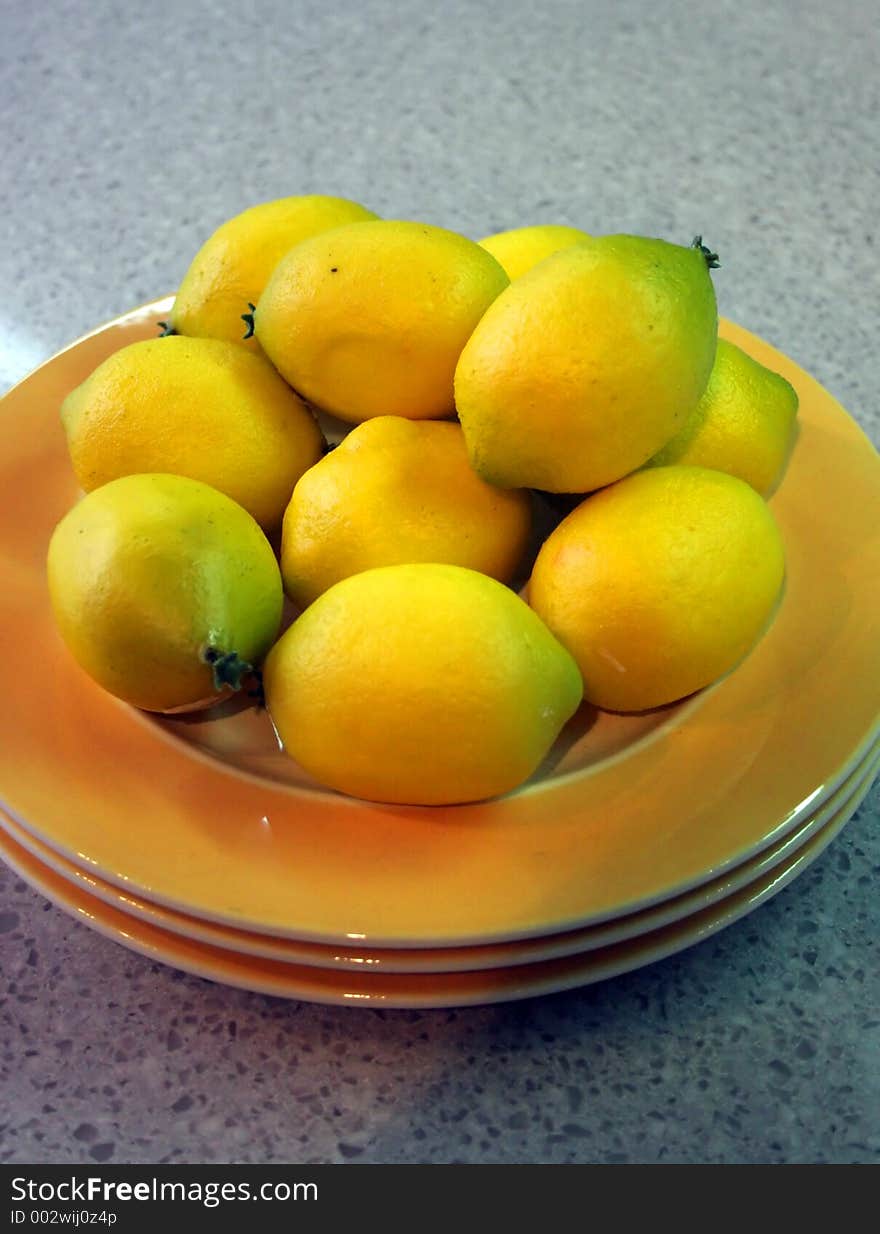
xmin=48 ymin=474 xmax=284 ymax=714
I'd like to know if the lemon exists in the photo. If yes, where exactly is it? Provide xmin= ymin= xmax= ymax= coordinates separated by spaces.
xmin=170 ymin=195 xmax=377 ymax=346
xmin=477 ymin=224 xmax=591 ymax=280
xmin=264 ymin=563 xmax=583 ymax=804
xmin=280 ymin=417 xmax=533 ymax=607
xmin=645 ymin=338 xmax=799 ymax=494
xmin=252 ymin=220 xmax=510 ymax=423
xmin=61 ymin=335 xmax=324 ymax=530
xmin=47 ymin=474 xmax=283 ymax=713
xmin=455 ymin=234 xmax=719 ymax=493
xmin=528 ymin=466 xmax=785 ymax=712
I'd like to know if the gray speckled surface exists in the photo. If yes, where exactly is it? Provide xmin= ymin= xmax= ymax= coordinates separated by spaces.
xmin=1 ymin=0 xmax=878 ymax=1165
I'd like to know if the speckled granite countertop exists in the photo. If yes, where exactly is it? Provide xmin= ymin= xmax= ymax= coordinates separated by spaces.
xmin=1 ymin=0 xmax=877 ymax=1165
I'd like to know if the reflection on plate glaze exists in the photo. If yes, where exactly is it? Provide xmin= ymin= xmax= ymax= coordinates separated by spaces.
xmin=144 ymin=680 xmax=703 ymax=798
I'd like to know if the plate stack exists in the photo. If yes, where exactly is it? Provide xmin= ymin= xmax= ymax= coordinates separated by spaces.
xmin=0 ymin=304 xmax=877 ymax=1008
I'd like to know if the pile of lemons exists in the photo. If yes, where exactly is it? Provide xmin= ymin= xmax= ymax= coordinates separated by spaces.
xmin=48 ymin=195 xmax=797 ymax=805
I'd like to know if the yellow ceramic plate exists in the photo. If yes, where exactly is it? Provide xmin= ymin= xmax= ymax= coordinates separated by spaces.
xmin=0 ymin=300 xmax=878 ymax=946
xmin=0 ymin=776 xmax=869 ymax=1008
xmin=2 ymin=742 xmax=876 ymax=973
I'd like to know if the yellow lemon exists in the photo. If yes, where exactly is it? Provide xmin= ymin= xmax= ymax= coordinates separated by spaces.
xmin=47 ymin=474 xmax=283 ymax=713
xmin=280 ymin=417 xmax=533 ymax=607
xmin=263 ymin=563 xmax=583 ymax=805
xmin=477 ymin=224 xmax=591 ymax=280
xmin=252 ymin=220 xmax=509 ymax=423
xmin=528 ymin=466 xmax=785 ymax=712
xmin=645 ymin=338 xmax=799 ymax=494
xmin=60 ymin=335 xmax=324 ymax=531
xmin=455 ymin=234 xmax=719 ymax=493
xmin=170 ymin=195 xmax=377 ymax=345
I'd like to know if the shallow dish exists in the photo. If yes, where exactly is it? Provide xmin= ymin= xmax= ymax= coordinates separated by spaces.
xmin=0 ymin=300 xmax=878 ymax=946
xmin=2 ymin=742 xmax=876 ymax=973
xmin=0 ymin=780 xmax=869 ymax=1008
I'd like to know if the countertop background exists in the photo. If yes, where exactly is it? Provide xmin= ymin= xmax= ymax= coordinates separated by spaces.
xmin=1 ymin=0 xmax=877 ymax=1165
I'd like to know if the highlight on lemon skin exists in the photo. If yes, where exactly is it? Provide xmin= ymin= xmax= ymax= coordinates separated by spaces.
xmin=477 ymin=224 xmax=591 ymax=280
xmin=169 ymin=194 xmax=378 ymax=346
xmin=280 ymin=416 xmax=533 ymax=608
xmin=645 ymin=337 xmax=800 ymax=495
xmin=252 ymin=219 xmax=510 ymax=424
xmin=528 ymin=465 xmax=785 ymax=713
xmin=263 ymin=563 xmax=583 ymax=806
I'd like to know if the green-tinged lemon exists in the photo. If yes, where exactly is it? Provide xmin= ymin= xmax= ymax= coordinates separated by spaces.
xmin=455 ymin=234 xmax=719 ymax=493
xmin=47 ymin=474 xmax=283 ymax=713
xmin=645 ymin=337 xmax=799 ymax=494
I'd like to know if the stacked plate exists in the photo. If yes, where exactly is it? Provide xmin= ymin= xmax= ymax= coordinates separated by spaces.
xmin=0 ymin=301 xmax=878 ymax=1008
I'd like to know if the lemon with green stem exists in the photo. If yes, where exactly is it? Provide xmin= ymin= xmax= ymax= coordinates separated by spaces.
xmin=455 ymin=234 xmax=720 ymax=493
xmin=47 ymin=474 xmax=284 ymax=713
